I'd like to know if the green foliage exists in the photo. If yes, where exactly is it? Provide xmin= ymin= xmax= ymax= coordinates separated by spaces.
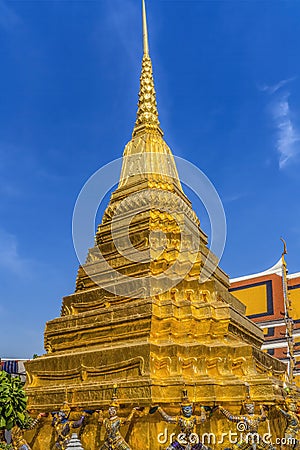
xmin=21 ymin=411 xmax=37 ymax=430
xmin=0 ymin=371 xmax=27 ymax=431
xmin=0 ymin=443 xmax=12 ymax=450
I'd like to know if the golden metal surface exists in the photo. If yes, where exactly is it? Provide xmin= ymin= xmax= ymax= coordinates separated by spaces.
xmin=142 ymin=0 xmax=149 ymax=56
xmin=133 ymin=0 xmax=162 ymax=137
xmin=133 ymin=54 xmax=162 ymax=137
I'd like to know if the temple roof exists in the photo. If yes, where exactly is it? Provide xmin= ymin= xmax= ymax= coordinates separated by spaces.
xmin=230 ymin=257 xmax=284 ymax=283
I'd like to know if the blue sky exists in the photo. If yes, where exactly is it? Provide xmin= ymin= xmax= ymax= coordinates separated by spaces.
xmin=0 ymin=0 xmax=300 ymax=358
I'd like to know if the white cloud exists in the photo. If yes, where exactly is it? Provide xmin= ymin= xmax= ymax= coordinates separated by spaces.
xmin=0 ymin=229 xmax=31 ymax=276
xmin=260 ymin=78 xmax=300 ymax=169
xmin=271 ymin=93 xmax=300 ymax=169
xmin=259 ymin=77 xmax=296 ymax=95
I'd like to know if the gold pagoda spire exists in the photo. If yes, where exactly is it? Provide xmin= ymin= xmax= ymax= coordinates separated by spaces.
xmin=133 ymin=0 xmax=163 ymax=137
xmin=142 ymin=0 xmax=149 ymax=55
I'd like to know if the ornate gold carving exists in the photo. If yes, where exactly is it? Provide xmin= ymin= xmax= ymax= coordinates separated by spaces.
xmin=30 ymin=358 xmax=145 ymax=384
xmin=185 ymin=289 xmax=194 ymax=301
xmin=133 ymin=53 xmax=162 ymax=137
xmin=150 ymin=354 xmax=171 ymax=378
xmin=179 ymin=357 xmax=198 ymax=378
xmin=200 ymin=289 xmax=211 ymax=303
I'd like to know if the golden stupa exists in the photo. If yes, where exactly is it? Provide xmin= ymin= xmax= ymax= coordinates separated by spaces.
xmin=25 ymin=1 xmax=294 ymax=449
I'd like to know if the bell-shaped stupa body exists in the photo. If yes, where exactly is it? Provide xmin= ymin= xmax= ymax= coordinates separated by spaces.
xmin=25 ymin=1 xmax=289 ymax=449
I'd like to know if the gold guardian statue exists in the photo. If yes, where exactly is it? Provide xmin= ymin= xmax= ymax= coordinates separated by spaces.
xmin=98 ymin=385 xmax=142 ymax=450
xmin=151 ymin=390 xmax=210 ymax=450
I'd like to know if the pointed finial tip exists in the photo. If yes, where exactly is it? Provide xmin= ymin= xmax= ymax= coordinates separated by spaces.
xmin=142 ymin=0 xmax=149 ymax=55
xmin=281 ymin=237 xmax=288 ymax=256
xmin=133 ymin=0 xmax=163 ymax=136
